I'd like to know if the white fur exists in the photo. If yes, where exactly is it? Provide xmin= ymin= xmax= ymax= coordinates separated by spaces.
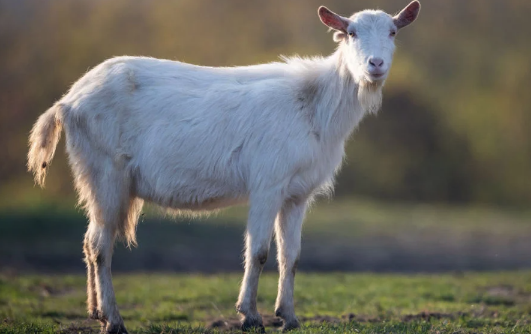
xmin=27 ymin=3 xmax=419 ymax=332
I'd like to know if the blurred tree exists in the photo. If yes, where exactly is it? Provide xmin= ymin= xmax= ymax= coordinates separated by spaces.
xmin=1 ymin=0 xmax=530 ymax=207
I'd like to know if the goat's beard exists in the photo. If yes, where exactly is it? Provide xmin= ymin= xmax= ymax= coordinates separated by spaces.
xmin=358 ymin=79 xmax=383 ymax=114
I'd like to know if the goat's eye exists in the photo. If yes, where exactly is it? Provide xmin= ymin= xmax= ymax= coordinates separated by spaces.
xmin=390 ymin=31 xmax=396 ymax=37
xmin=348 ymin=31 xmax=356 ymax=38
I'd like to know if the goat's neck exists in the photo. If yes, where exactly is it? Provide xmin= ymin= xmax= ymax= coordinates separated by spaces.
xmin=309 ymin=48 xmax=383 ymax=144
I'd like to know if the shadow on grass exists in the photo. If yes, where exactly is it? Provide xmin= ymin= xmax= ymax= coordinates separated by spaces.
xmin=2 ymin=208 xmax=531 ymax=273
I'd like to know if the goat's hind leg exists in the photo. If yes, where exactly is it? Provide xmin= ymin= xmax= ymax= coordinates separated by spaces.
xmin=83 ymin=171 xmax=139 ymax=333
xmin=86 ymin=216 xmax=129 ymax=334
xmin=83 ymin=233 xmax=100 ymax=321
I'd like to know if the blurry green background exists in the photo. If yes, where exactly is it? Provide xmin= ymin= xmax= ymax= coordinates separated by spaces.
xmin=1 ymin=0 xmax=530 ymax=273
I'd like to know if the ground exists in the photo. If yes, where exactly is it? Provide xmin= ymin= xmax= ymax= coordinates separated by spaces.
xmin=2 ymin=271 xmax=531 ymax=333
xmin=2 ymin=199 xmax=531 ymax=333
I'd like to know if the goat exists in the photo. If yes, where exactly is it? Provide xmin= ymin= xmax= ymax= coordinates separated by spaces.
xmin=27 ymin=2 xmax=420 ymax=333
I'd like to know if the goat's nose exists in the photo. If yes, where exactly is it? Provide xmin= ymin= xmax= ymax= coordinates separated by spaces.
xmin=368 ymin=57 xmax=384 ymax=68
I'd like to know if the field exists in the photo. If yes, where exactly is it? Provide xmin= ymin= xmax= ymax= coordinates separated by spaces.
xmin=2 ymin=199 xmax=531 ymax=333
xmin=2 ymin=271 xmax=531 ymax=333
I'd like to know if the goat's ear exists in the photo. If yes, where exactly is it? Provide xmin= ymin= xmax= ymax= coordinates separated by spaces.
xmin=393 ymin=1 xmax=421 ymax=30
xmin=318 ymin=6 xmax=349 ymax=34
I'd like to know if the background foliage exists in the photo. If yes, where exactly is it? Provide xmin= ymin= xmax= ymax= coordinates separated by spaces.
xmin=2 ymin=0 xmax=530 ymax=208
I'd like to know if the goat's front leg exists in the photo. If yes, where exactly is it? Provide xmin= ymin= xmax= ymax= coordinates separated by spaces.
xmin=274 ymin=199 xmax=307 ymax=331
xmin=237 ymin=193 xmax=282 ymax=332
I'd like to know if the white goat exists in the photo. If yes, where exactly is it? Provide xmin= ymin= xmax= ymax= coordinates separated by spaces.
xmin=28 ymin=2 xmax=420 ymax=333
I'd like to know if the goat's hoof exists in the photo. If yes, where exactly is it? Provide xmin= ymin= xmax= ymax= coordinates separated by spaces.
xmin=89 ymin=309 xmax=102 ymax=320
xmin=275 ymin=308 xmax=300 ymax=332
xmin=281 ymin=320 xmax=300 ymax=332
xmin=241 ymin=317 xmax=265 ymax=333
xmin=105 ymin=323 xmax=128 ymax=334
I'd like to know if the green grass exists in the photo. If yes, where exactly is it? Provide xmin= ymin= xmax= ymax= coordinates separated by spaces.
xmin=2 ymin=271 xmax=531 ymax=333
xmin=2 ymin=198 xmax=531 ymax=332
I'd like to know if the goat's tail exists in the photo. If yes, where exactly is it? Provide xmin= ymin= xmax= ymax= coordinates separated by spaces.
xmin=28 ymin=104 xmax=65 ymax=187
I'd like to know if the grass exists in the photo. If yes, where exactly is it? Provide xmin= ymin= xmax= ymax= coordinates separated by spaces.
xmin=2 ymin=198 xmax=531 ymax=332
xmin=2 ymin=271 xmax=531 ymax=333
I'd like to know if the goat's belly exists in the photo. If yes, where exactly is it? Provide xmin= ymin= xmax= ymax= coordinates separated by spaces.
xmin=138 ymin=188 xmax=248 ymax=212
xmin=133 ymin=170 xmax=248 ymax=212
xmin=171 ymin=196 xmax=248 ymax=211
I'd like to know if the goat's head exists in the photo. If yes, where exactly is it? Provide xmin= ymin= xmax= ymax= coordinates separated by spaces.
xmin=318 ymin=1 xmax=420 ymax=85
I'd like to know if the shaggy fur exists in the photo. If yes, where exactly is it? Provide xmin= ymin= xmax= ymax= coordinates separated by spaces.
xmin=27 ymin=2 xmax=419 ymax=333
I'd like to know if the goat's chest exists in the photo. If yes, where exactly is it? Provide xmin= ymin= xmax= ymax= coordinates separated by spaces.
xmin=287 ymin=140 xmax=346 ymax=198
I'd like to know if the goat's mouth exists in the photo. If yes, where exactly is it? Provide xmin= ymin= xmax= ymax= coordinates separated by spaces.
xmin=364 ymin=71 xmax=387 ymax=82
